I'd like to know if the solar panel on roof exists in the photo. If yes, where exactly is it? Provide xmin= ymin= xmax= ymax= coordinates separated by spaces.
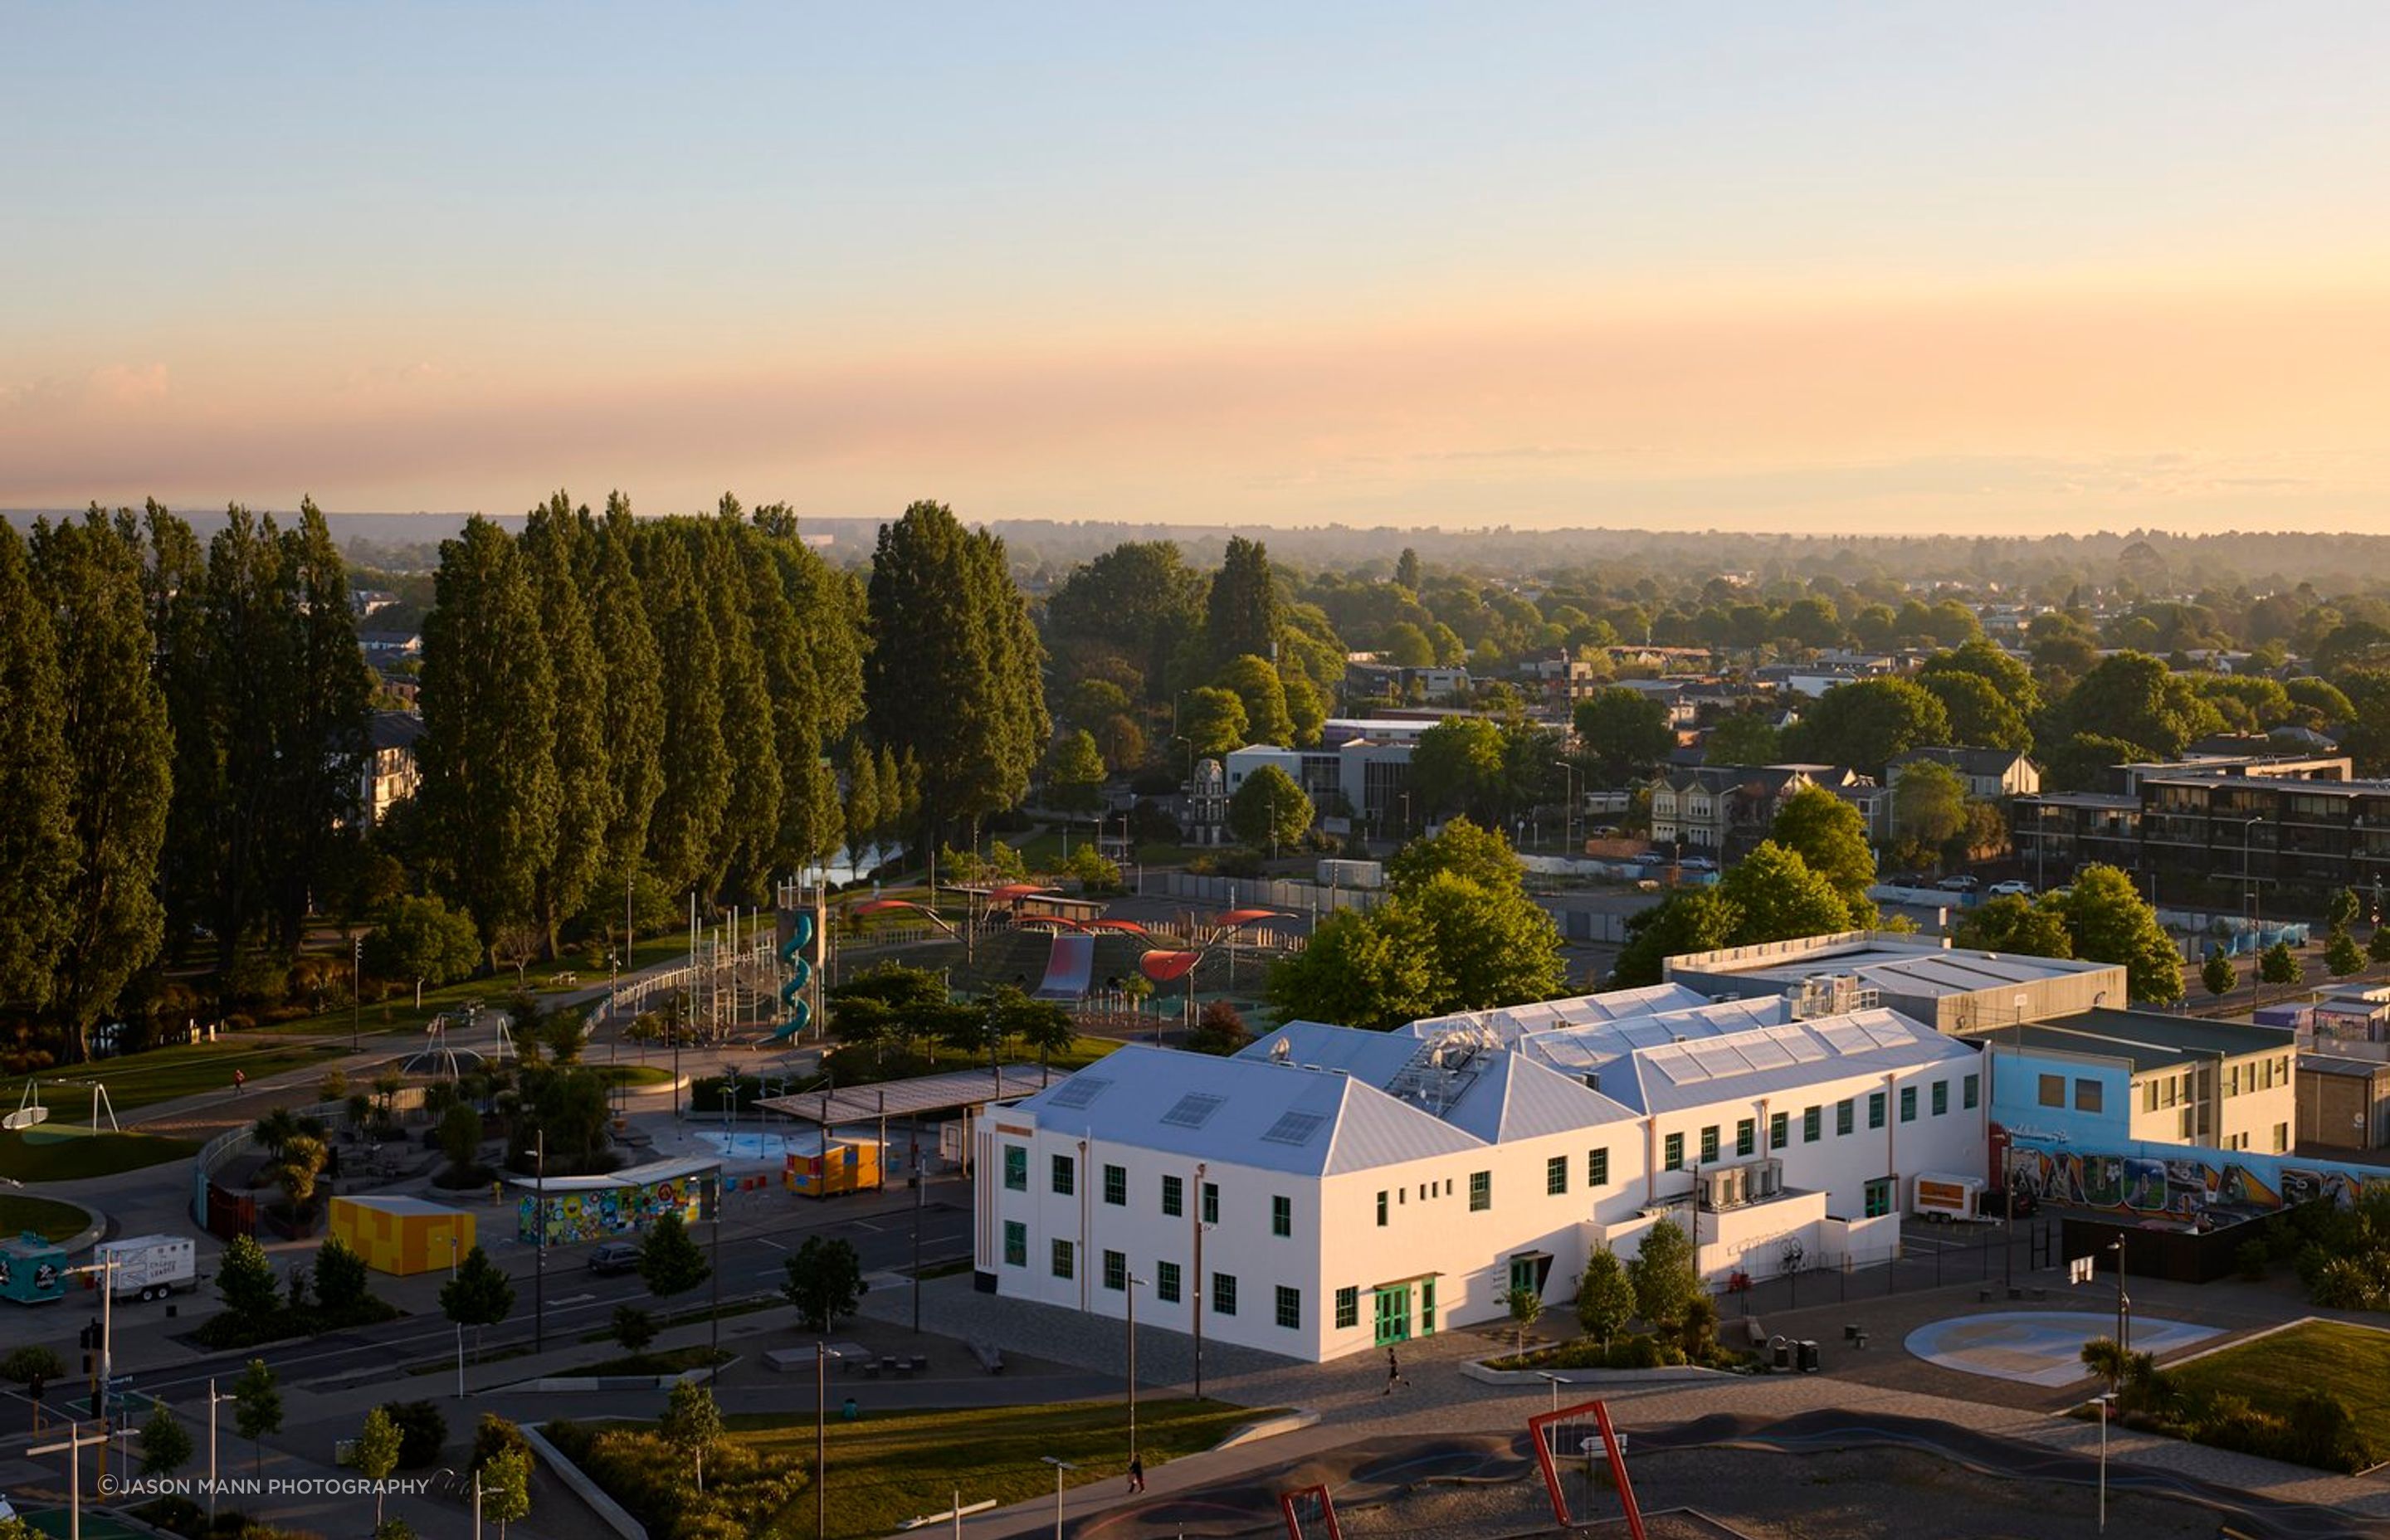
xmin=1044 ymin=1076 xmax=1112 ymax=1109
xmin=1260 ymin=1110 xmax=1327 ymax=1146
xmin=1810 ymin=1021 xmax=1870 ymax=1054
xmin=1739 ymin=1037 xmax=1794 ymax=1070
xmin=1160 ymin=1092 xmax=1227 ymax=1128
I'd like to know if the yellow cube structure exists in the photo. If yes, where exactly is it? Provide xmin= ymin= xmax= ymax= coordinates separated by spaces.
xmin=329 ymin=1195 xmax=476 ymax=1276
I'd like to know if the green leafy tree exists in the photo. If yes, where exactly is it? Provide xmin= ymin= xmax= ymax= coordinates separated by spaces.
xmin=365 ymin=894 xmax=480 ymax=1006
xmin=1702 ymin=710 xmax=1780 ymax=767
xmin=1576 ymin=1248 xmax=1636 ymax=1349
xmin=1945 ymin=894 xmax=2070 ymax=959
xmin=1386 ymin=816 xmax=1524 ymax=894
xmin=842 ymin=744 xmax=883 ymax=854
xmin=865 ymin=501 xmax=1050 ymax=848
xmin=1046 ymin=729 xmax=1108 ymax=816
xmin=1043 ymin=540 xmax=1206 ymax=702
xmin=2328 ymin=888 xmax=2363 ymax=933
xmin=437 ymin=1101 xmax=484 ymax=1177
xmin=1919 ymin=639 xmax=2041 ymax=721
xmin=1782 ymin=676 xmax=1949 ymax=772
xmin=418 ymin=515 xmax=559 ymax=964
xmin=746 ymin=504 xmax=868 ymax=884
xmin=611 ymin=1304 xmax=658 ymax=1355
xmin=2047 ymin=864 xmax=2183 ymax=1003
xmin=1205 ymin=535 xmax=1281 ymax=668
xmin=1919 ymin=670 xmax=2033 ymax=754
xmin=2328 ymin=928 xmax=2366 ymax=978
xmin=520 ymin=495 xmax=612 ymax=955
xmin=441 ymin=1245 xmax=515 ymax=1362
xmin=1890 ymin=759 xmax=1969 ymax=863
xmin=2046 ymin=652 xmax=2222 ymax=762
xmin=1504 ymin=1286 xmax=1544 ymax=1355
xmin=1409 ymin=717 xmax=1508 ymax=822
xmin=2259 ymin=940 xmax=2302 ymax=1003
xmin=637 ymin=529 xmax=728 ymax=894
xmin=2080 ymin=1334 xmax=2129 ymax=1396
xmin=1265 ymin=909 xmax=1436 ymax=1029
xmin=1382 ymin=621 xmax=1435 ymax=668
xmin=588 ymin=496 xmax=666 ymax=892
xmin=2202 ymin=949 xmax=2237 ymax=1001
xmin=1394 ymin=548 xmax=1422 ymax=592
xmin=27 ymin=511 xmax=173 ymax=1057
xmin=355 ymin=1405 xmax=402 ymax=1528
xmin=638 ymin=1211 xmax=711 ymax=1299
xmin=1717 ymin=842 xmax=1860 ymax=944
xmin=658 ymin=1381 xmax=724 ymax=1494
xmin=1228 ymin=763 xmax=1314 ymax=852
xmin=315 ymin=1236 xmax=371 ymax=1318
xmin=0 ymin=522 xmax=74 ymax=1011
xmin=2038 ymin=731 xmax=2148 ymax=794
xmin=2369 ymin=926 xmax=2390 ymax=967
xmin=1626 ymin=1220 xmax=1701 ymax=1332
xmin=1609 ymin=887 xmax=1741 ymax=988
xmin=232 ymin=1357 xmax=282 ymax=1475
xmin=139 ymin=1401 xmax=193 ymax=1478
xmin=217 ymin=1235 xmax=280 ymax=1319
xmin=702 ymin=514 xmax=785 ymax=902
xmin=480 ymin=1445 xmax=531 ymax=1537
xmin=1380 ymin=870 xmax=1568 ymax=1016
xmin=1213 ymin=654 xmax=1294 ymax=748
xmin=781 ymin=1235 xmax=870 ymax=1332
xmin=1180 ymin=686 xmax=1250 ymax=763
xmin=1770 ymin=783 xmax=1878 ymax=914
xmin=1573 ymin=688 xmax=1675 ymax=786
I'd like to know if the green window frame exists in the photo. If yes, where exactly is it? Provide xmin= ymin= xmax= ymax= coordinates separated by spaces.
xmin=1802 ymin=1105 xmax=1821 ymax=1143
xmin=1836 ymin=1099 xmax=1854 ymax=1135
xmin=1735 ymin=1119 xmax=1755 ymax=1157
xmin=1588 ymin=1147 xmax=1609 ymax=1187
xmin=1161 ymin=1174 xmax=1183 ymax=1217
xmin=1469 ymin=1171 xmax=1491 ymax=1211
xmin=1213 ymin=1273 xmax=1236 ymax=1316
xmin=1863 ymin=1178 xmax=1893 ymax=1219
xmin=1002 ymin=1221 xmax=1026 ymax=1267
xmin=1102 ymin=1249 xmax=1126 ymax=1291
xmin=1700 ymin=1126 xmax=1720 ymax=1163
xmin=1202 ymin=1182 xmax=1219 ymax=1225
xmin=1768 ymin=1112 xmax=1788 ymax=1149
xmin=1002 ymin=1146 xmax=1027 ymax=1192
xmin=1335 ymin=1285 xmax=1358 ymax=1329
xmin=1931 ymin=1080 xmax=1949 ymax=1116
xmin=1868 ymin=1091 xmax=1886 ymax=1129
xmin=1051 ymin=1239 xmax=1074 ymax=1279
xmin=1900 ymin=1087 xmax=1917 ymax=1123
xmin=1157 ymin=1260 xmax=1181 ymax=1303
xmin=1375 ymin=1190 xmax=1388 ymax=1227
xmin=1545 ymin=1156 xmax=1568 ymax=1196
xmin=1275 ymin=1285 xmax=1301 ymax=1330
xmin=1663 ymin=1133 xmax=1685 ymax=1169
xmin=1051 ymin=1153 xmax=1075 ymax=1195
xmin=1271 ymin=1194 xmax=1292 ymax=1237
xmin=1103 ymin=1163 xmax=1126 ymax=1206
xmin=1963 ymin=1073 xmax=1979 ymax=1110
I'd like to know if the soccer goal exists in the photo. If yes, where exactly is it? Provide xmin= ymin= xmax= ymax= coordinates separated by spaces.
xmin=1526 ymin=1399 xmax=1644 ymax=1537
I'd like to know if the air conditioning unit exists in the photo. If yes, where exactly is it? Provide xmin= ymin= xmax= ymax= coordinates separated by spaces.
xmin=1701 ymin=1165 xmax=1745 ymax=1209
xmin=1749 ymin=1158 xmax=1783 ymax=1200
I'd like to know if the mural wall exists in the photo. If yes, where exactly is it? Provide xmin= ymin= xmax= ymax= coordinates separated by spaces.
xmin=1997 ymin=1123 xmax=2390 ymax=1226
xmin=515 ymin=1167 xmax=719 ymax=1246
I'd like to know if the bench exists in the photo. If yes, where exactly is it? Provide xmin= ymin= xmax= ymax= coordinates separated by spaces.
xmin=969 ymin=1339 xmax=1005 ymax=1375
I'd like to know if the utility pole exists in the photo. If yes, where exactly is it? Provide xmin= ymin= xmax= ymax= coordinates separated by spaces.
xmin=534 ymin=1129 xmax=546 ymax=1352
xmin=352 ymin=935 xmax=363 ymax=1052
xmin=1192 ymin=1160 xmax=1207 ymax=1399
xmin=30 ymin=1421 xmax=106 ymax=1540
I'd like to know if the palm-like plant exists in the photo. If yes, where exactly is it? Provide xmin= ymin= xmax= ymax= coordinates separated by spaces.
xmin=2080 ymin=1334 xmax=2129 ymax=1397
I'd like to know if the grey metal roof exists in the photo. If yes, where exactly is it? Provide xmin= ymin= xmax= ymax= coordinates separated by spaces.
xmin=2300 ymin=1054 xmax=2390 ymax=1081
xmin=1440 ymin=1052 xmax=1639 ymax=1142
xmin=1539 ymin=1006 xmax=1978 ymax=1115
xmin=758 ymin=1065 xmax=1057 ymax=1125
xmin=1994 ymin=1010 xmax=2295 ymax=1073
xmin=1705 ymin=944 xmax=2109 ymax=997
xmin=1239 ymin=1020 xmax=1422 ymax=1086
xmin=1407 ymin=983 xmax=1713 ymax=1045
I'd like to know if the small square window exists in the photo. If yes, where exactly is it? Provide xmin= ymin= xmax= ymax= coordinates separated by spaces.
xmin=1202 ymin=1182 xmax=1219 ymax=1225
xmin=1735 ymin=1118 xmax=1754 ymax=1157
xmin=1212 ymin=1273 xmax=1236 ymax=1315
xmin=1002 ymin=1146 xmax=1027 ymax=1192
xmin=1768 ymin=1112 xmax=1788 ymax=1149
xmin=1157 ymin=1260 xmax=1181 ymax=1303
xmin=1588 ymin=1148 xmax=1609 ymax=1187
xmin=1161 ymin=1175 xmax=1183 ymax=1216
xmin=1103 ymin=1164 xmax=1126 ymax=1206
xmin=2039 ymin=1075 xmax=2066 ymax=1109
xmin=1002 ymin=1221 xmax=1026 ymax=1268
xmin=1334 ymin=1285 xmax=1358 ymax=1329
xmin=1700 ymin=1126 xmax=1720 ymax=1163
xmin=1275 ymin=1285 xmax=1301 ymax=1330
xmin=1663 ymin=1133 xmax=1685 ymax=1169
xmin=1469 ymin=1171 xmax=1491 ymax=1211
xmin=1545 ymin=1156 xmax=1568 ymax=1196
xmin=2075 ymin=1079 xmax=2104 ymax=1114
xmin=1051 ymin=1239 xmax=1074 ymax=1279
xmin=1963 ymin=1074 xmax=1979 ymax=1110
xmin=1868 ymin=1092 xmax=1887 ymax=1129
xmin=1103 ymin=1250 xmax=1127 ymax=1291
xmin=1051 ymin=1153 xmax=1076 ymax=1196
xmin=1836 ymin=1099 xmax=1854 ymax=1136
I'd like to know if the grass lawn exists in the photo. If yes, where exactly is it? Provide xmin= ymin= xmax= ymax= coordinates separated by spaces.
xmin=579 ymin=1345 xmax=733 ymax=1377
xmin=2167 ymin=1319 xmax=2390 ymax=1448
xmin=726 ymin=1397 xmax=1266 ymax=1539
xmin=0 ymin=1193 xmax=92 ymax=1242
xmin=30 ymin=1040 xmax=343 ymax=1113
xmin=0 ymin=1130 xmax=201 ymax=1182
xmin=588 ymin=1064 xmax=676 ymax=1088
xmin=250 ymin=930 xmax=733 ymax=1037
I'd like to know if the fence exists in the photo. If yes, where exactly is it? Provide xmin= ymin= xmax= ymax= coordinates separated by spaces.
xmin=1714 ymin=1216 xmax=2070 ymax=1322
xmin=1145 ymin=871 xmax=1382 ymax=918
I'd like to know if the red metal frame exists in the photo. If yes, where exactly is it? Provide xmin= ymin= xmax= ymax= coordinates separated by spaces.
xmin=1526 ymin=1399 xmax=1645 ymax=1538
xmin=1278 ymin=1483 xmax=1343 ymax=1540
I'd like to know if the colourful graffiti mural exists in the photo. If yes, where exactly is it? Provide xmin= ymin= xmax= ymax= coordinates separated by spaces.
xmin=1997 ymin=1122 xmax=2390 ymax=1225
xmin=512 ymin=1160 xmax=719 ymax=1245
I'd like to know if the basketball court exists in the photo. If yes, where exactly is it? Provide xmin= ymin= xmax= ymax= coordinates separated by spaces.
xmin=1903 ymin=1310 xmax=2219 ymax=1386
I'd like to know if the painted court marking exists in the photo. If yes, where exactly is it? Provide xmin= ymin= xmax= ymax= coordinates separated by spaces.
xmin=1905 ymin=1311 xmax=2219 ymax=1387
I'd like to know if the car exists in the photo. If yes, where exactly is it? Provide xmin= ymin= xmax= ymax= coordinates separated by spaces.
xmin=1934 ymin=875 xmax=1980 ymax=892
xmin=1677 ymin=856 xmax=1719 ymax=872
xmin=1987 ymin=880 xmax=2033 ymax=898
xmin=587 ymin=1241 xmax=641 ymax=1276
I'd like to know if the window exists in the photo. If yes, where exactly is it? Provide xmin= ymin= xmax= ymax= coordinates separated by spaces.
xmin=1103 ymin=1250 xmax=1127 ymax=1292
xmin=1422 ymin=1276 xmax=1437 ymax=1334
xmin=1700 ymin=1126 xmax=1720 ymax=1163
xmin=1663 ymin=1133 xmax=1685 ymax=1169
xmin=1931 ymin=1080 xmax=1949 ymax=1116
xmin=2179 ymin=1107 xmax=2196 ymax=1139
xmin=2039 ymin=1074 xmax=2066 ymax=1109
xmin=1836 ymin=1099 xmax=1854 ymax=1136
xmin=1157 ymin=1260 xmax=1181 ymax=1303
xmin=1769 ymin=1112 xmax=1788 ymax=1149
xmin=1375 ymin=1191 xmax=1388 ymax=1227
xmin=1272 ymin=1194 xmax=1292 ymax=1237
xmin=2143 ymin=1080 xmax=2159 ymax=1114
xmin=1275 ymin=1285 xmax=1301 ymax=1330
xmin=1469 ymin=1171 xmax=1491 ymax=1211
xmin=1863 ymin=1178 xmax=1893 ymax=1218
xmin=1802 ymin=1105 xmax=1822 ymax=1143
xmin=1335 ymin=1285 xmax=1358 ymax=1329
xmin=2274 ymin=1122 xmax=2290 ymax=1153
xmin=1213 ymin=1273 xmax=1237 ymax=1315
xmin=1162 ymin=1175 xmax=1183 ymax=1217
xmin=1002 ymin=1146 xmax=1027 ymax=1192
xmin=2075 ymin=1079 xmax=2104 ymax=1114
xmin=1588 ymin=1148 xmax=1609 ymax=1187
xmin=1103 ymin=1164 xmax=1126 ymax=1206
xmin=1735 ymin=1119 xmax=1754 ymax=1157
xmin=1002 ymin=1221 xmax=1026 ymax=1268
xmin=1899 ymin=1087 xmax=1917 ymax=1123
xmin=1051 ymin=1153 xmax=1075 ymax=1196
xmin=1202 ymin=1182 xmax=1219 ymax=1225
xmin=1546 ymin=1156 xmax=1568 ymax=1196
xmin=1868 ymin=1092 xmax=1887 ymax=1129
xmin=1051 ymin=1239 xmax=1074 ymax=1279
xmin=1963 ymin=1074 xmax=1979 ymax=1110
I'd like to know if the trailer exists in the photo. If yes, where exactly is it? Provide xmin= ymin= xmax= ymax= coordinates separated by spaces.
xmin=1913 ymin=1172 xmax=1994 ymax=1224
xmin=95 ymin=1234 xmax=198 ymax=1302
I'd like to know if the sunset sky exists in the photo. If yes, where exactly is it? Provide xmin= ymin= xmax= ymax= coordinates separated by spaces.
xmin=8 ymin=2 xmax=2390 ymax=533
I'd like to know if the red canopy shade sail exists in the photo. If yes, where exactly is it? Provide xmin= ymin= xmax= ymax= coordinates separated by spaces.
xmin=1085 ymin=919 xmax=1149 ymax=935
xmin=850 ymin=899 xmax=930 ymax=917
xmin=1139 ymin=948 xmax=1202 ymax=983
xmin=987 ymin=883 xmax=1057 ymax=904
xmin=1016 ymin=914 xmax=1085 ymax=932
xmin=1212 ymin=909 xmax=1284 ymax=929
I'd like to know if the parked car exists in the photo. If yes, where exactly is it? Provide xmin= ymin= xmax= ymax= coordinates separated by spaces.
xmin=1934 ymin=875 xmax=1980 ymax=892
xmin=1677 ymin=856 xmax=1719 ymax=872
xmin=587 ymin=1241 xmax=641 ymax=1276
xmin=1987 ymin=880 xmax=2033 ymax=898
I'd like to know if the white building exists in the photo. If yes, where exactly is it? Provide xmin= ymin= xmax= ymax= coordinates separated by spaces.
xmin=974 ymin=984 xmax=1985 ymax=1362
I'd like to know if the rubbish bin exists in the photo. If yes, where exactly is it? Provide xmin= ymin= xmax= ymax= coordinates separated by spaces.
xmin=1771 ymin=1339 xmax=1792 ymax=1372
xmin=1797 ymin=1340 xmax=1821 ymax=1373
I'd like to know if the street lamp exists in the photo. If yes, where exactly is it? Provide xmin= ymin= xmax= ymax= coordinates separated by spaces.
xmin=2096 ymin=1391 xmax=2116 ymax=1532
xmin=2242 ymin=814 xmax=2263 ymax=940
xmin=1551 ymin=759 xmax=1577 ymax=851
xmin=1126 ymin=1275 xmax=1146 ymax=1465
xmin=533 ymin=1129 xmax=547 ymax=1352
xmin=1040 ymin=1456 xmax=1076 ymax=1540
xmin=1534 ymin=1368 xmax=1566 ymax=1415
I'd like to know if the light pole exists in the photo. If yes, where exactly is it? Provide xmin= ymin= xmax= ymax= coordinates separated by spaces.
xmin=451 ymin=1231 xmax=465 ymax=1397
xmin=815 ymin=1342 xmax=843 ymax=1539
xmin=1551 ymin=759 xmax=1577 ymax=851
xmin=351 ymin=935 xmax=363 ymax=1052
xmin=533 ymin=1129 xmax=546 ymax=1352
xmin=2097 ymin=1391 xmax=2115 ymax=1532
xmin=710 ymin=1177 xmax=723 ymax=1382
xmin=1192 ymin=1161 xmax=1207 ymax=1400
xmin=2243 ymin=813 xmax=2263 ymax=941
xmin=1040 ymin=1456 xmax=1076 ymax=1540
xmin=2110 ymin=1235 xmax=2129 ymax=1353
xmin=1534 ymin=1368 xmax=1565 ymax=1415
xmin=1126 ymin=1274 xmax=1145 ymax=1463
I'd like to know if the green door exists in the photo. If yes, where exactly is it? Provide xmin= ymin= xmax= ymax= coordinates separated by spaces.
xmin=1372 ymin=1285 xmax=1411 ymax=1345
xmin=1420 ymin=1276 xmax=1436 ymax=1337
xmin=1509 ymin=1256 xmax=1539 ymax=1296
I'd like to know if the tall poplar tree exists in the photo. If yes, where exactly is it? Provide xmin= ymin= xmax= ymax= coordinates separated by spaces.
xmin=703 ymin=509 xmax=783 ymax=902
xmin=29 ymin=510 xmax=173 ymax=1055
xmin=522 ymin=494 xmax=612 ymax=953
xmin=0 ymin=523 xmax=75 ymax=1009
xmin=639 ymin=529 xmax=728 ymax=897
xmin=418 ymin=517 xmax=559 ymax=962
xmin=1206 ymin=535 xmax=1280 ymax=667
xmin=134 ymin=502 xmax=215 ymax=957
xmin=588 ymin=495 xmax=664 ymax=894
xmin=748 ymin=503 xmax=862 ymax=880
xmin=266 ymin=500 xmax=373 ymax=951
xmin=864 ymin=502 xmax=1049 ymax=846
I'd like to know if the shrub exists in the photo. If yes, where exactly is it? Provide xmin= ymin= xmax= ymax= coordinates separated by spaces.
xmin=2235 ymin=1240 xmax=2269 ymax=1282
xmin=377 ymin=1401 xmax=447 ymax=1469
xmin=472 ymin=1412 xmax=534 ymax=1475
xmin=0 ymin=1346 xmax=64 ymax=1384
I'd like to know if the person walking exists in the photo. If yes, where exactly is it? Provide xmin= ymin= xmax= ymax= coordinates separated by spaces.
xmin=1383 ymin=1346 xmax=1409 ymax=1395
xmin=1127 ymin=1452 xmax=1145 ymax=1494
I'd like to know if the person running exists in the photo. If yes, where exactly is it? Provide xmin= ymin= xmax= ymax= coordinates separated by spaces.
xmin=1127 ymin=1452 xmax=1145 ymax=1494
xmin=1383 ymin=1346 xmax=1409 ymax=1394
